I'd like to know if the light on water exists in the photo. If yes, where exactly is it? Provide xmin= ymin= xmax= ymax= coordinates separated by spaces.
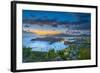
xmin=24 ymin=40 xmax=69 ymax=52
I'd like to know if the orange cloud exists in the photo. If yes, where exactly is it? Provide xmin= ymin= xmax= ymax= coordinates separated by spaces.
xmin=28 ymin=29 xmax=61 ymax=35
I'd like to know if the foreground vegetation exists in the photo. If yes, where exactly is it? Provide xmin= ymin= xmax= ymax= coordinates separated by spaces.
xmin=23 ymin=43 xmax=91 ymax=62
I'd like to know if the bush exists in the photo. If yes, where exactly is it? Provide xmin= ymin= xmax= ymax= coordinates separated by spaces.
xmin=46 ymin=49 xmax=57 ymax=60
xmin=23 ymin=47 xmax=32 ymax=58
xmin=78 ymin=48 xmax=91 ymax=60
xmin=57 ymin=48 xmax=71 ymax=60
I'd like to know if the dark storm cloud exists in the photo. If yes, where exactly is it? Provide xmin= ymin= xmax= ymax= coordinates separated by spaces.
xmin=22 ymin=10 xmax=91 ymax=30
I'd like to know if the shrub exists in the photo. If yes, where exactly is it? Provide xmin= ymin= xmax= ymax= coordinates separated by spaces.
xmin=46 ymin=49 xmax=57 ymax=60
xmin=23 ymin=47 xmax=32 ymax=58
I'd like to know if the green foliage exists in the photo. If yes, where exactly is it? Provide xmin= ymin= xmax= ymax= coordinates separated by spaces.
xmin=69 ymin=44 xmax=77 ymax=50
xmin=57 ymin=48 xmax=71 ymax=60
xmin=23 ymin=47 xmax=36 ymax=62
xmin=57 ymin=50 xmax=66 ymax=60
xmin=23 ymin=47 xmax=48 ymax=62
xmin=23 ymin=41 xmax=91 ymax=62
xmin=83 ymin=37 xmax=91 ymax=44
xmin=26 ymin=53 xmax=36 ymax=62
xmin=77 ymin=41 xmax=91 ymax=60
xmin=78 ymin=48 xmax=91 ymax=60
xmin=23 ymin=47 xmax=32 ymax=58
xmin=46 ymin=49 xmax=57 ymax=60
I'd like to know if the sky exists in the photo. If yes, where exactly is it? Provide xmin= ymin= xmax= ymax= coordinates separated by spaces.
xmin=22 ymin=10 xmax=91 ymax=32
xmin=22 ymin=10 xmax=91 ymax=23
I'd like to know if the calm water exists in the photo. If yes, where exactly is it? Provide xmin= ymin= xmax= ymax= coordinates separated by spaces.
xmin=22 ymin=32 xmax=69 ymax=52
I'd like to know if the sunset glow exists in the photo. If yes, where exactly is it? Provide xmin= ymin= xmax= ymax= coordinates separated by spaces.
xmin=28 ymin=29 xmax=61 ymax=35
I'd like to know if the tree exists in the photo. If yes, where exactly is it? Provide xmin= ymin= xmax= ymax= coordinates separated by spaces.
xmin=57 ymin=48 xmax=71 ymax=60
xmin=23 ymin=47 xmax=32 ymax=58
xmin=46 ymin=49 xmax=57 ymax=60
